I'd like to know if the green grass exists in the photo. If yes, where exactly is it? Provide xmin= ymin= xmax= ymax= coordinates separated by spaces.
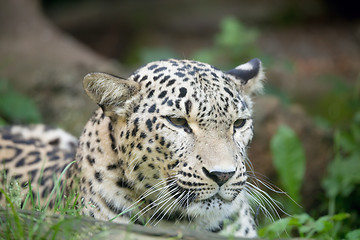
xmin=0 ymin=162 xmax=84 ymax=239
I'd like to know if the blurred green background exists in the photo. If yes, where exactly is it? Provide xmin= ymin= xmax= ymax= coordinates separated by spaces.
xmin=0 ymin=0 xmax=359 ymax=238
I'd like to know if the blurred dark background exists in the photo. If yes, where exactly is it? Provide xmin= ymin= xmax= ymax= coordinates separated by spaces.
xmin=43 ymin=0 xmax=360 ymax=65
xmin=1 ymin=0 xmax=359 ymax=237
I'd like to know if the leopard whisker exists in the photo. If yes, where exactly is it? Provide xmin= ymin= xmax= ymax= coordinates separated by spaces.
xmin=245 ymin=182 xmax=288 ymax=220
xmin=134 ymin=191 xmax=177 ymax=225
xmin=176 ymin=190 xmax=195 ymax=224
xmin=160 ymin=189 xmax=192 ymax=222
xmin=146 ymin=195 xmax=175 ymax=225
xmin=131 ymin=182 xmax=179 ymax=223
xmin=245 ymin=187 xmax=277 ymax=222
xmin=247 ymin=172 xmax=300 ymax=212
xmin=151 ymin=191 xmax=185 ymax=226
xmin=128 ymin=155 xmax=141 ymax=174
xmin=121 ymin=177 xmax=177 ymax=217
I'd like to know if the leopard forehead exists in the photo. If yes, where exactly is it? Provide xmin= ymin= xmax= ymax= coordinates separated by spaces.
xmin=129 ymin=59 xmax=251 ymax=126
xmin=132 ymin=59 xmax=236 ymax=93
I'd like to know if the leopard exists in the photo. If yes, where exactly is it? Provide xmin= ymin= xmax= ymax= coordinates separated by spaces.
xmin=0 ymin=58 xmax=265 ymax=238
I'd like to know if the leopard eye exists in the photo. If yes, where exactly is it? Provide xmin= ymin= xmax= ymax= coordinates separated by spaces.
xmin=234 ymin=119 xmax=247 ymax=129
xmin=166 ymin=117 xmax=188 ymax=127
xmin=165 ymin=117 xmax=192 ymax=133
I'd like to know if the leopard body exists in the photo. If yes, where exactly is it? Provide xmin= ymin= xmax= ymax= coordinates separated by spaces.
xmin=0 ymin=58 xmax=265 ymax=237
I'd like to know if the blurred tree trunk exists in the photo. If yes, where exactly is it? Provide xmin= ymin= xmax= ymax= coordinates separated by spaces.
xmin=0 ymin=0 xmax=42 ymax=29
xmin=0 ymin=0 xmax=122 ymax=134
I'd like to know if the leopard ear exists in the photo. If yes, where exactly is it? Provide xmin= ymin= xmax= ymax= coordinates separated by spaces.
xmin=226 ymin=58 xmax=265 ymax=95
xmin=83 ymin=72 xmax=140 ymax=117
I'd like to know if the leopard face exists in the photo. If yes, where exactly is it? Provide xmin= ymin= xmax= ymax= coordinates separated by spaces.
xmin=75 ymin=58 xmax=264 ymax=237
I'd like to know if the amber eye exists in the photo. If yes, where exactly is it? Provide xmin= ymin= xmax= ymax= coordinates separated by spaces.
xmin=166 ymin=117 xmax=188 ymax=127
xmin=234 ymin=119 xmax=247 ymax=129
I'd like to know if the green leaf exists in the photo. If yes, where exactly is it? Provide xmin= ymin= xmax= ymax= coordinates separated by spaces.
xmin=260 ymin=213 xmax=351 ymax=239
xmin=191 ymin=16 xmax=262 ymax=69
xmin=215 ymin=16 xmax=258 ymax=48
xmin=314 ymin=216 xmax=333 ymax=233
xmin=296 ymin=213 xmax=312 ymax=225
xmin=0 ymin=80 xmax=42 ymax=123
xmin=346 ymin=229 xmax=360 ymax=240
xmin=323 ymin=122 xmax=360 ymax=199
xmin=270 ymin=125 xmax=306 ymax=205
xmin=0 ymin=116 xmax=7 ymax=126
xmin=258 ymin=217 xmax=290 ymax=238
xmin=331 ymin=213 xmax=350 ymax=221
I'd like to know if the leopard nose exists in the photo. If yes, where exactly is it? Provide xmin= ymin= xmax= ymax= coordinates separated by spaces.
xmin=202 ymin=167 xmax=235 ymax=186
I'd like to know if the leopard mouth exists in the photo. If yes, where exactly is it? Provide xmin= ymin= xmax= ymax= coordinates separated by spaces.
xmin=168 ymin=181 xmax=237 ymax=206
xmin=168 ymin=183 xmax=197 ymax=207
xmin=195 ymin=192 xmax=238 ymax=204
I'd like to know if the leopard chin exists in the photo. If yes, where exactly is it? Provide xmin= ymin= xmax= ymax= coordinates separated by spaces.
xmin=185 ymin=191 xmax=245 ymax=224
xmin=206 ymin=193 xmax=237 ymax=203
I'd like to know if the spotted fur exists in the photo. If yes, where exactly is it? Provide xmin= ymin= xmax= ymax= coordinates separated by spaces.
xmin=1 ymin=59 xmax=265 ymax=238
xmin=0 ymin=125 xmax=77 ymax=206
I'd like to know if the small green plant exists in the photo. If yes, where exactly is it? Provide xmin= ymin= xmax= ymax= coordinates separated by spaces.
xmin=0 ymin=78 xmax=42 ymax=125
xmin=270 ymin=125 xmax=305 ymax=213
xmin=192 ymin=16 xmax=261 ymax=69
xmin=262 ymin=82 xmax=360 ymax=238
xmin=323 ymin=111 xmax=360 ymax=205
xmin=259 ymin=212 xmax=357 ymax=239
xmin=310 ymin=75 xmax=360 ymax=128
xmin=320 ymin=76 xmax=360 ymax=235
xmin=321 ymin=110 xmax=360 ymax=234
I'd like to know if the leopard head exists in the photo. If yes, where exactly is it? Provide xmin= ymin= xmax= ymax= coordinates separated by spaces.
xmin=82 ymin=58 xmax=264 ymax=228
